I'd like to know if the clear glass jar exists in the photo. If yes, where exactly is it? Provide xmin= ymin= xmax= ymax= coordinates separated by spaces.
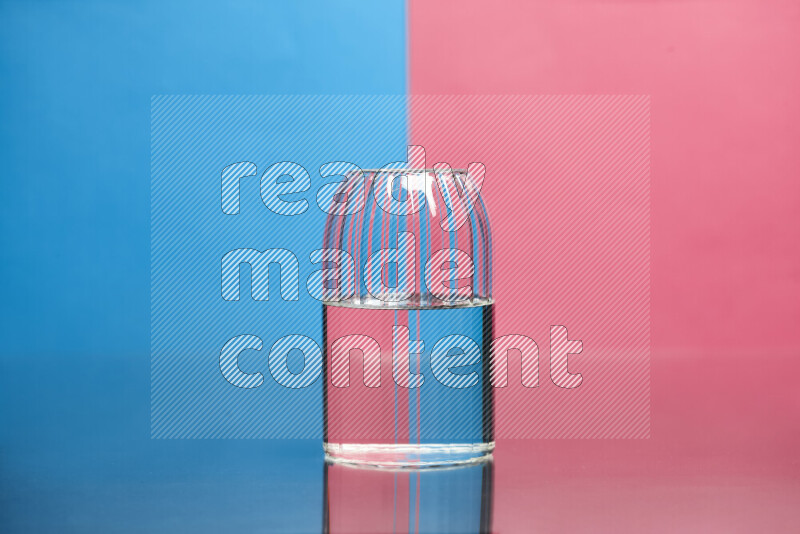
xmin=320 ymin=165 xmax=493 ymax=468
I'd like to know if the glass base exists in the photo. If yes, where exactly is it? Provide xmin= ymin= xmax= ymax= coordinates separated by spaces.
xmin=323 ymin=442 xmax=495 ymax=469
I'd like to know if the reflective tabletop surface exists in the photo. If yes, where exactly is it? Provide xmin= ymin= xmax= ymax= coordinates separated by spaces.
xmin=3 ymin=351 xmax=798 ymax=532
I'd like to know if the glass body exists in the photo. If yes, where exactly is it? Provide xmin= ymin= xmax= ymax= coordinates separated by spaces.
xmin=320 ymin=167 xmax=493 ymax=468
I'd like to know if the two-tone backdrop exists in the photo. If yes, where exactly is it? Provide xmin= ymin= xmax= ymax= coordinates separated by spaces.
xmin=2 ymin=1 xmax=798 ymax=532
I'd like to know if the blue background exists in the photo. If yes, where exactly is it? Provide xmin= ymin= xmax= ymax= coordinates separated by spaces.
xmin=150 ymin=95 xmax=407 ymax=439
xmin=0 ymin=1 xmax=405 ymax=531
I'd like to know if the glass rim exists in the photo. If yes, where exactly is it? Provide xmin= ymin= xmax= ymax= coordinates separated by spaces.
xmin=359 ymin=168 xmax=469 ymax=173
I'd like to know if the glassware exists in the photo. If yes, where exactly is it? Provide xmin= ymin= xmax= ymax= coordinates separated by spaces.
xmin=321 ymin=165 xmax=493 ymax=468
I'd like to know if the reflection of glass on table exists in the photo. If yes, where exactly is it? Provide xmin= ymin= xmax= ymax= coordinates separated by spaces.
xmin=323 ymin=457 xmax=493 ymax=534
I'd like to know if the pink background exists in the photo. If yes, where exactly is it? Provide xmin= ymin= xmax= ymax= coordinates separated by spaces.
xmin=411 ymin=94 xmax=651 ymax=439
xmin=410 ymin=0 xmax=800 ymax=531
